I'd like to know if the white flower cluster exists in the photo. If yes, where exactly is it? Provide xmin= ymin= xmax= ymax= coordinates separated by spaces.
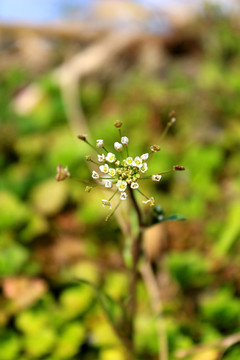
xmin=58 ymin=120 xmax=185 ymax=221
xmin=90 ymin=136 xmax=161 ymax=208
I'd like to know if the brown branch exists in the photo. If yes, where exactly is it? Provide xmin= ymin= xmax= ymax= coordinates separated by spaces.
xmin=175 ymin=333 xmax=240 ymax=359
xmin=0 ymin=22 xmax=106 ymax=40
xmin=52 ymin=31 xmax=143 ymax=83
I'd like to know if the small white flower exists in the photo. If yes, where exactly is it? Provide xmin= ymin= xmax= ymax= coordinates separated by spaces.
xmin=130 ymin=182 xmax=139 ymax=189
xmin=109 ymin=168 xmax=116 ymax=177
xmin=114 ymin=142 xmax=123 ymax=152
xmin=102 ymin=200 xmax=111 ymax=208
xmin=92 ymin=171 xmax=99 ymax=179
xmin=126 ymin=157 xmax=134 ymax=166
xmin=104 ymin=180 xmax=112 ymax=188
xmin=141 ymin=153 xmax=149 ymax=161
xmin=116 ymin=180 xmax=127 ymax=192
xmin=99 ymin=164 xmax=109 ymax=173
xmin=120 ymin=192 xmax=128 ymax=200
xmin=140 ymin=162 xmax=148 ymax=173
xmin=142 ymin=199 xmax=150 ymax=204
xmin=96 ymin=139 xmax=104 ymax=148
xmin=142 ymin=197 xmax=155 ymax=206
xmin=106 ymin=152 xmax=116 ymax=163
xmin=121 ymin=136 xmax=129 ymax=145
xmin=152 ymin=174 xmax=162 ymax=182
xmin=134 ymin=156 xmax=142 ymax=168
xmin=98 ymin=154 xmax=105 ymax=162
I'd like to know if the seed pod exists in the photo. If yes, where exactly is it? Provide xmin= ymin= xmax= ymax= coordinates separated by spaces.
xmin=150 ymin=144 xmax=160 ymax=152
xmin=174 ymin=165 xmax=185 ymax=171
xmin=114 ymin=121 xmax=122 ymax=128
xmin=56 ymin=164 xmax=70 ymax=181
xmin=77 ymin=134 xmax=87 ymax=141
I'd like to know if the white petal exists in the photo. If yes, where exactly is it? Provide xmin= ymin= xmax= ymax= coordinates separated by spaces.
xmin=96 ymin=139 xmax=104 ymax=148
xmin=114 ymin=142 xmax=123 ymax=151
xmin=105 ymin=180 xmax=112 ymax=188
xmin=92 ymin=171 xmax=99 ymax=179
xmin=120 ymin=192 xmax=128 ymax=200
xmin=100 ymin=164 xmax=109 ymax=173
xmin=106 ymin=152 xmax=116 ymax=163
xmin=121 ymin=136 xmax=129 ymax=145
xmin=152 ymin=175 xmax=162 ymax=182
xmin=130 ymin=182 xmax=139 ymax=189
xmin=141 ymin=153 xmax=149 ymax=161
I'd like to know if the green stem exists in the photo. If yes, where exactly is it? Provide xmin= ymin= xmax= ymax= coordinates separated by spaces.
xmin=85 ymin=140 xmax=101 ymax=154
xmin=103 ymin=146 xmax=109 ymax=153
xmin=136 ymin=188 xmax=149 ymax=200
xmin=108 ymin=189 xmax=118 ymax=202
xmin=138 ymin=169 xmax=174 ymax=180
xmin=126 ymin=188 xmax=144 ymax=353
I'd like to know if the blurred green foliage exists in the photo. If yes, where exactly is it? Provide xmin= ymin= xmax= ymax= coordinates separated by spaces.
xmin=0 ymin=6 xmax=240 ymax=360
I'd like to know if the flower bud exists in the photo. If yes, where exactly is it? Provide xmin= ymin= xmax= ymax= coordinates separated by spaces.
xmin=77 ymin=134 xmax=87 ymax=141
xmin=150 ymin=145 xmax=160 ymax=152
xmin=56 ymin=164 xmax=70 ymax=181
xmin=121 ymin=136 xmax=129 ymax=145
xmin=85 ymin=155 xmax=91 ymax=161
xmin=114 ymin=142 xmax=123 ymax=152
xmin=102 ymin=200 xmax=111 ymax=207
xmin=173 ymin=165 xmax=185 ymax=171
xmin=114 ymin=121 xmax=122 ymax=128
xmin=96 ymin=139 xmax=104 ymax=148
xmin=85 ymin=186 xmax=93 ymax=192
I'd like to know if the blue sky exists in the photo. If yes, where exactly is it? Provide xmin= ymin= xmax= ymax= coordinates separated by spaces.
xmin=0 ymin=0 xmax=236 ymax=23
xmin=0 ymin=0 xmax=90 ymax=23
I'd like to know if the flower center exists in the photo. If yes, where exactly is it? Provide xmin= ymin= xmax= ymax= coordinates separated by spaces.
xmin=116 ymin=162 xmax=140 ymax=184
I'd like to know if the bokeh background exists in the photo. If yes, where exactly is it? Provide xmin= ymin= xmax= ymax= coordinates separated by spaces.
xmin=0 ymin=1 xmax=240 ymax=359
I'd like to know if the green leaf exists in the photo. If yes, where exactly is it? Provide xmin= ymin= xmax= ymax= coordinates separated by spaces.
xmin=20 ymin=213 xmax=49 ymax=243
xmin=53 ymin=322 xmax=85 ymax=359
xmin=59 ymin=285 xmax=94 ymax=319
xmin=75 ymin=279 xmax=123 ymax=328
xmin=215 ymin=201 xmax=240 ymax=256
xmin=24 ymin=327 xmax=56 ymax=357
xmin=0 ymin=192 xmax=29 ymax=231
xmin=0 ymin=244 xmax=29 ymax=276
xmin=200 ymin=288 xmax=240 ymax=332
xmin=150 ymin=205 xmax=186 ymax=226
xmin=0 ymin=331 xmax=22 ymax=360
xmin=30 ymin=179 xmax=68 ymax=216
xmin=160 ymin=214 xmax=186 ymax=222
xmin=167 ymin=251 xmax=211 ymax=290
